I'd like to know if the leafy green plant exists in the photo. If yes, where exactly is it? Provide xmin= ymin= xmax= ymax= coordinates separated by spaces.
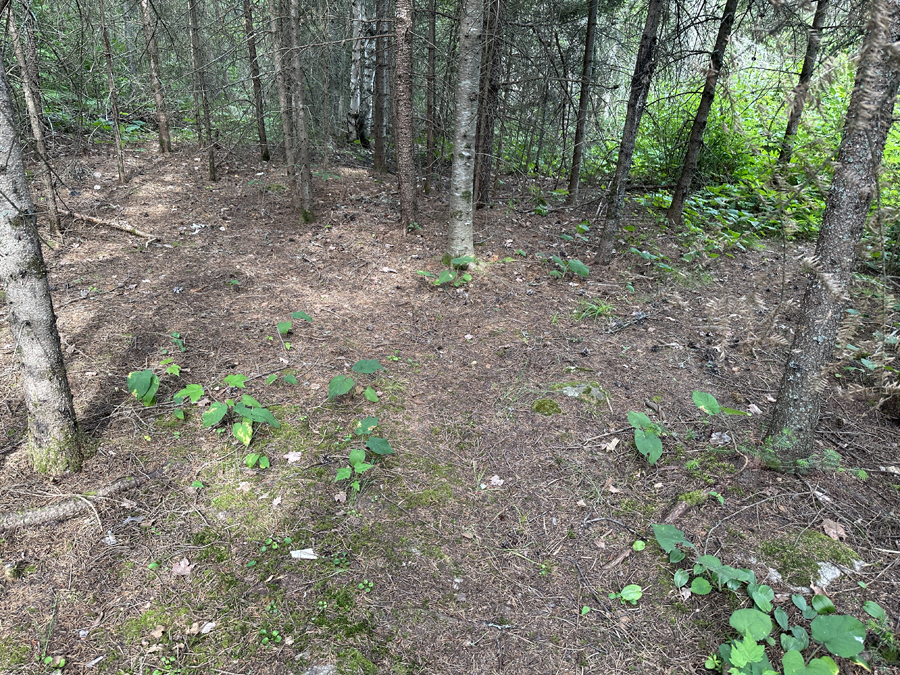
xmin=576 ymin=299 xmax=614 ymax=320
xmin=418 ymin=255 xmax=475 ymax=287
xmin=693 ymin=391 xmax=749 ymax=418
xmin=540 ymin=253 xmax=590 ymax=280
xmin=258 ymin=628 xmax=282 ymax=646
xmin=187 ymin=390 xmax=281 ymax=459
xmin=328 ymin=359 xmax=384 ymax=401
xmin=335 ymin=416 xmax=395 ymax=494
xmin=628 ymin=411 xmax=663 ymax=464
xmin=127 ymin=369 xmax=160 ymax=406
xmin=609 ymin=584 xmax=642 ymax=605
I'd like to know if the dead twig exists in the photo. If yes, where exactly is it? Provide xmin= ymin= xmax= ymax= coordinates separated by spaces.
xmin=60 ymin=209 xmax=158 ymax=241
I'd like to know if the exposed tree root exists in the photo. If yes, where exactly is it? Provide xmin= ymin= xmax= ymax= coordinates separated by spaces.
xmin=59 ymin=209 xmax=158 ymax=241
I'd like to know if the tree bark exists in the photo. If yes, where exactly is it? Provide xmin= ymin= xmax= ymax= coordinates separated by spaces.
xmin=8 ymin=4 xmax=60 ymax=234
xmin=269 ymin=0 xmax=297 ymax=203
xmin=140 ymin=0 xmax=173 ymax=153
xmin=373 ymin=0 xmax=389 ymax=171
xmin=348 ymin=0 xmax=367 ymax=145
xmin=765 ymin=0 xmax=900 ymax=466
xmin=243 ymin=0 xmax=270 ymax=161
xmin=98 ymin=0 xmax=127 ymax=184
xmin=665 ymin=0 xmax=738 ymax=225
xmin=473 ymin=0 xmax=504 ymax=208
xmin=597 ymin=0 xmax=664 ymax=261
xmin=565 ymin=0 xmax=598 ymax=204
xmin=424 ymin=0 xmax=436 ymax=194
xmin=447 ymin=0 xmax=483 ymax=258
xmin=290 ymin=0 xmax=315 ymax=221
xmin=777 ymin=0 xmax=829 ymax=167
xmin=189 ymin=0 xmax=216 ymax=182
xmin=0 ymin=56 xmax=83 ymax=475
xmin=395 ymin=0 xmax=416 ymax=232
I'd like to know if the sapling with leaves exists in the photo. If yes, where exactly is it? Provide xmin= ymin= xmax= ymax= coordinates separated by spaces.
xmin=335 ymin=415 xmax=396 ymax=494
xmin=328 ymin=359 xmax=384 ymax=402
xmin=418 ymin=255 xmax=475 ymax=288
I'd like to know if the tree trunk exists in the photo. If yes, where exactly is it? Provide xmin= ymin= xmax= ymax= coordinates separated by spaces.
xmin=290 ymin=0 xmax=315 ymax=221
xmin=270 ymin=0 xmax=297 ymax=203
xmin=243 ymin=0 xmax=270 ymax=161
xmin=473 ymin=0 xmax=504 ymax=208
xmin=8 ymin=4 xmax=60 ymax=235
xmin=424 ymin=0 xmax=436 ymax=194
xmin=447 ymin=0 xmax=483 ymax=258
xmin=189 ymin=0 xmax=216 ymax=182
xmin=765 ymin=0 xmax=900 ymax=467
xmin=395 ymin=0 xmax=416 ymax=232
xmin=348 ymin=0 xmax=367 ymax=145
xmin=597 ymin=0 xmax=664 ymax=261
xmin=665 ymin=0 xmax=738 ymax=225
xmin=373 ymin=0 xmax=389 ymax=171
xmin=777 ymin=0 xmax=829 ymax=167
xmin=140 ymin=0 xmax=173 ymax=153
xmin=565 ymin=0 xmax=598 ymax=204
xmin=0 ymin=56 xmax=83 ymax=475
xmin=98 ymin=0 xmax=127 ymax=184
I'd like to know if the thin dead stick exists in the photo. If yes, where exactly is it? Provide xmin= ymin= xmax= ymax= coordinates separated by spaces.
xmin=60 ymin=209 xmax=158 ymax=240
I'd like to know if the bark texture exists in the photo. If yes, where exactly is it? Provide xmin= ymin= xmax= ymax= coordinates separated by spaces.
xmin=765 ymin=0 xmax=900 ymax=465
xmin=665 ymin=0 xmax=738 ymax=225
xmin=0 ymin=59 xmax=82 ymax=475
xmin=140 ymin=0 xmax=172 ymax=153
xmin=99 ymin=0 xmax=127 ymax=183
xmin=447 ymin=0 xmax=483 ymax=258
xmin=290 ymin=0 xmax=314 ymax=221
xmin=598 ymin=0 xmax=664 ymax=261
xmin=424 ymin=0 xmax=436 ymax=194
xmin=565 ymin=0 xmax=598 ymax=204
xmin=395 ymin=0 xmax=416 ymax=232
xmin=270 ymin=0 xmax=297 ymax=201
xmin=473 ymin=0 xmax=505 ymax=208
xmin=347 ymin=0 xmax=367 ymax=145
xmin=243 ymin=0 xmax=270 ymax=161
xmin=188 ymin=0 xmax=216 ymax=182
xmin=777 ymin=0 xmax=829 ymax=166
xmin=373 ymin=0 xmax=390 ymax=172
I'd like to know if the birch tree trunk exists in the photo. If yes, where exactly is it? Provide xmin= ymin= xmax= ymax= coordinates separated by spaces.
xmin=290 ymin=0 xmax=315 ymax=221
xmin=447 ymin=0 xmax=483 ymax=258
xmin=8 ymin=5 xmax=60 ymax=234
xmin=777 ymin=0 xmax=829 ymax=167
xmin=597 ymin=0 xmax=664 ymax=262
xmin=373 ymin=0 xmax=389 ymax=171
xmin=243 ymin=0 xmax=270 ymax=161
xmin=348 ymin=0 xmax=366 ymax=144
xmin=395 ymin=0 xmax=416 ymax=232
xmin=140 ymin=0 xmax=173 ymax=153
xmin=565 ymin=0 xmax=598 ymax=204
xmin=665 ymin=0 xmax=738 ymax=225
xmin=189 ymin=0 xmax=216 ymax=182
xmin=765 ymin=0 xmax=900 ymax=467
xmin=270 ymin=0 xmax=297 ymax=203
xmin=0 ymin=56 xmax=83 ymax=475
xmin=424 ymin=0 xmax=436 ymax=193
xmin=99 ymin=0 xmax=127 ymax=183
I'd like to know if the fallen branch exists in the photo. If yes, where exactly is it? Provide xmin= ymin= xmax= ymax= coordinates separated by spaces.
xmin=59 ymin=209 xmax=158 ymax=241
xmin=0 ymin=461 xmax=180 ymax=530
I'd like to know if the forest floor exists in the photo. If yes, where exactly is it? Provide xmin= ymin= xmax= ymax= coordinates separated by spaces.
xmin=1 ymin=141 xmax=899 ymax=675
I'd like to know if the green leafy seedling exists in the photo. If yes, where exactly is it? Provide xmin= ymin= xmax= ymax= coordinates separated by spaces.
xmin=609 ymin=584 xmax=642 ymax=605
xmin=127 ymin=369 xmax=160 ymax=406
xmin=627 ymin=411 xmax=663 ymax=464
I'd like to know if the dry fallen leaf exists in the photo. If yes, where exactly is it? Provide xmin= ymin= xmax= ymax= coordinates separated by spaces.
xmin=489 ymin=475 xmax=504 ymax=487
xmin=822 ymin=518 xmax=846 ymax=541
xmin=149 ymin=625 xmax=165 ymax=640
xmin=272 ymin=496 xmax=282 ymax=508
xmin=576 ymin=499 xmax=588 ymax=508
xmin=605 ymin=437 xmax=620 ymax=452
xmin=283 ymin=451 xmax=303 ymax=463
xmin=237 ymin=482 xmax=252 ymax=493
xmin=334 ymin=491 xmax=347 ymax=503
xmin=199 ymin=621 xmax=216 ymax=635
xmin=171 ymin=558 xmax=195 ymax=577
xmin=679 ymin=587 xmax=692 ymax=601
xmin=748 ymin=403 xmax=763 ymax=415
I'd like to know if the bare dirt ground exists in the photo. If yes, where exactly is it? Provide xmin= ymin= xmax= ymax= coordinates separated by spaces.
xmin=1 ymin=141 xmax=899 ymax=674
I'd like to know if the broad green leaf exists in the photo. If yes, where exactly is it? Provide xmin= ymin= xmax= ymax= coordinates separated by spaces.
xmin=291 ymin=310 xmax=313 ymax=322
xmin=233 ymin=419 xmax=253 ymax=447
xmin=749 ymin=584 xmax=775 ymax=613
xmin=620 ymin=585 xmax=642 ymax=603
xmin=266 ymin=373 xmax=278 ymax=385
xmin=692 ymin=391 xmax=721 ymax=415
xmin=634 ymin=428 xmax=662 ymax=464
xmin=241 ymin=394 xmax=263 ymax=408
xmin=451 ymin=255 xmax=474 ymax=266
xmin=173 ymin=409 xmax=185 ymax=420
xmin=354 ymin=462 xmax=374 ymax=474
xmin=203 ymin=402 xmax=228 ymax=427
xmin=364 ymin=386 xmax=379 ymax=402
xmin=354 ymin=416 xmax=378 ymax=435
xmin=695 ymin=555 xmax=723 ymax=574
xmin=673 ymin=569 xmax=689 ymax=588
xmin=277 ymin=321 xmax=292 ymax=335
xmin=348 ymin=447 xmax=366 ymax=466
xmin=791 ymin=594 xmax=808 ymax=611
xmin=567 ymin=259 xmax=590 ymax=278
xmin=632 ymin=540 xmax=646 ymax=551
xmin=651 ymin=524 xmax=696 ymax=553
xmin=781 ymin=626 xmax=810 ymax=652
xmin=223 ymin=374 xmax=248 ymax=388
xmin=173 ymin=384 xmax=204 ymax=403
xmin=367 ymin=437 xmax=394 ymax=455
xmin=233 ymin=403 xmax=253 ymax=419
xmin=258 ymin=456 xmax=270 ymax=469
xmin=328 ymin=375 xmax=355 ymax=400
xmin=244 ymin=453 xmax=260 ymax=468
xmin=166 ymin=363 xmax=181 ymax=376
xmin=690 ymin=577 xmax=712 ymax=595
xmin=729 ymin=635 xmax=765 ymax=669
xmin=352 ymin=359 xmax=384 ymax=374
xmin=782 ymin=649 xmax=838 ymax=675
xmin=283 ymin=374 xmax=298 ymax=385
xmin=669 ymin=549 xmax=685 ymax=563
xmin=335 ymin=466 xmax=352 ymax=481
xmin=863 ymin=601 xmax=886 ymax=622
xmin=730 ymin=608 xmax=773 ymax=641
xmin=627 ymin=411 xmax=653 ymax=429
xmin=438 ymin=269 xmax=456 ymax=285
xmin=811 ymin=595 xmax=835 ymax=615
xmin=721 ymin=407 xmax=750 ymax=416
xmin=774 ymin=607 xmax=789 ymax=631
xmin=127 ymin=369 xmax=154 ymax=399
xmin=141 ymin=374 xmax=160 ymax=406
xmin=810 ymin=615 xmax=866 ymax=657
xmin=249 ymin=407 xmax=280 ymax=428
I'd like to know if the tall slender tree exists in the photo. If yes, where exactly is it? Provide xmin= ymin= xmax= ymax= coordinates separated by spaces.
xmin=189 ymin=0 xmax=217 ymax=182
xmin=666 ymin=0 xmax=739 ymax=225
xmin=395 ymin=0 xmax=416 ymax=232
xmin=424 ymin=0 xmax=436 ymax=194
xmin=0 ymin=53 xmax=83 ymax=475
xmin=290 ymin=0 xmax=315 ymax=220
xmin=243 ymin=0 xmax=270 ymax=161
xmin=373 ymin=0 xmax=390 ymax=171
xmin=99 ymin=0 xmax=127 ymax=183
xmin=270 ymin=0 xmax=297 ymax=202
xmin=473 ymin=0 xmax=505 ymax=208
xmin=765 ymin=0 xmax=900 ymax=466
xmin=447 ymin=0 xmax=483 ymax=258
xmin=140 ymin=0 xmax=173 ymax=153
xmin=565 ymin=0 xmax=598 ymax=204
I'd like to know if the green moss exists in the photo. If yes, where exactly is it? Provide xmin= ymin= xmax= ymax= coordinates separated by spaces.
xmin=677 ymin=490 xmax=709 ymax=506
xmin=121 ymin=606 xmax=189 ymax=642
xmin=338 ymin=647 xmax=378 ymax=675
xmin=532 ymin=398 xmax=562 ymax=416
xmin=404 ymin=484 xmax=453 ymax=508
xmin=760 ymin=530 xmax=859 ymax=586
xmin=0 ymin=636 xmax=30 ymax=666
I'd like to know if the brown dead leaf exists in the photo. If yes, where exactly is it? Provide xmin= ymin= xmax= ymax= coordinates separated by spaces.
xmin=602 ymin=549 xmax=631 ymax=570
xmin=171 ymin=558 xmax=194 ymax=577
xmin=149 ymin=625 xmax=165 ymax=640
xmin=334 ymin=491 xmax=347 ymax=503
xmin=822 ymin=518 xmax=846 ymax=541
xmin=679 ymin=587 xmax=691 ymax=601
